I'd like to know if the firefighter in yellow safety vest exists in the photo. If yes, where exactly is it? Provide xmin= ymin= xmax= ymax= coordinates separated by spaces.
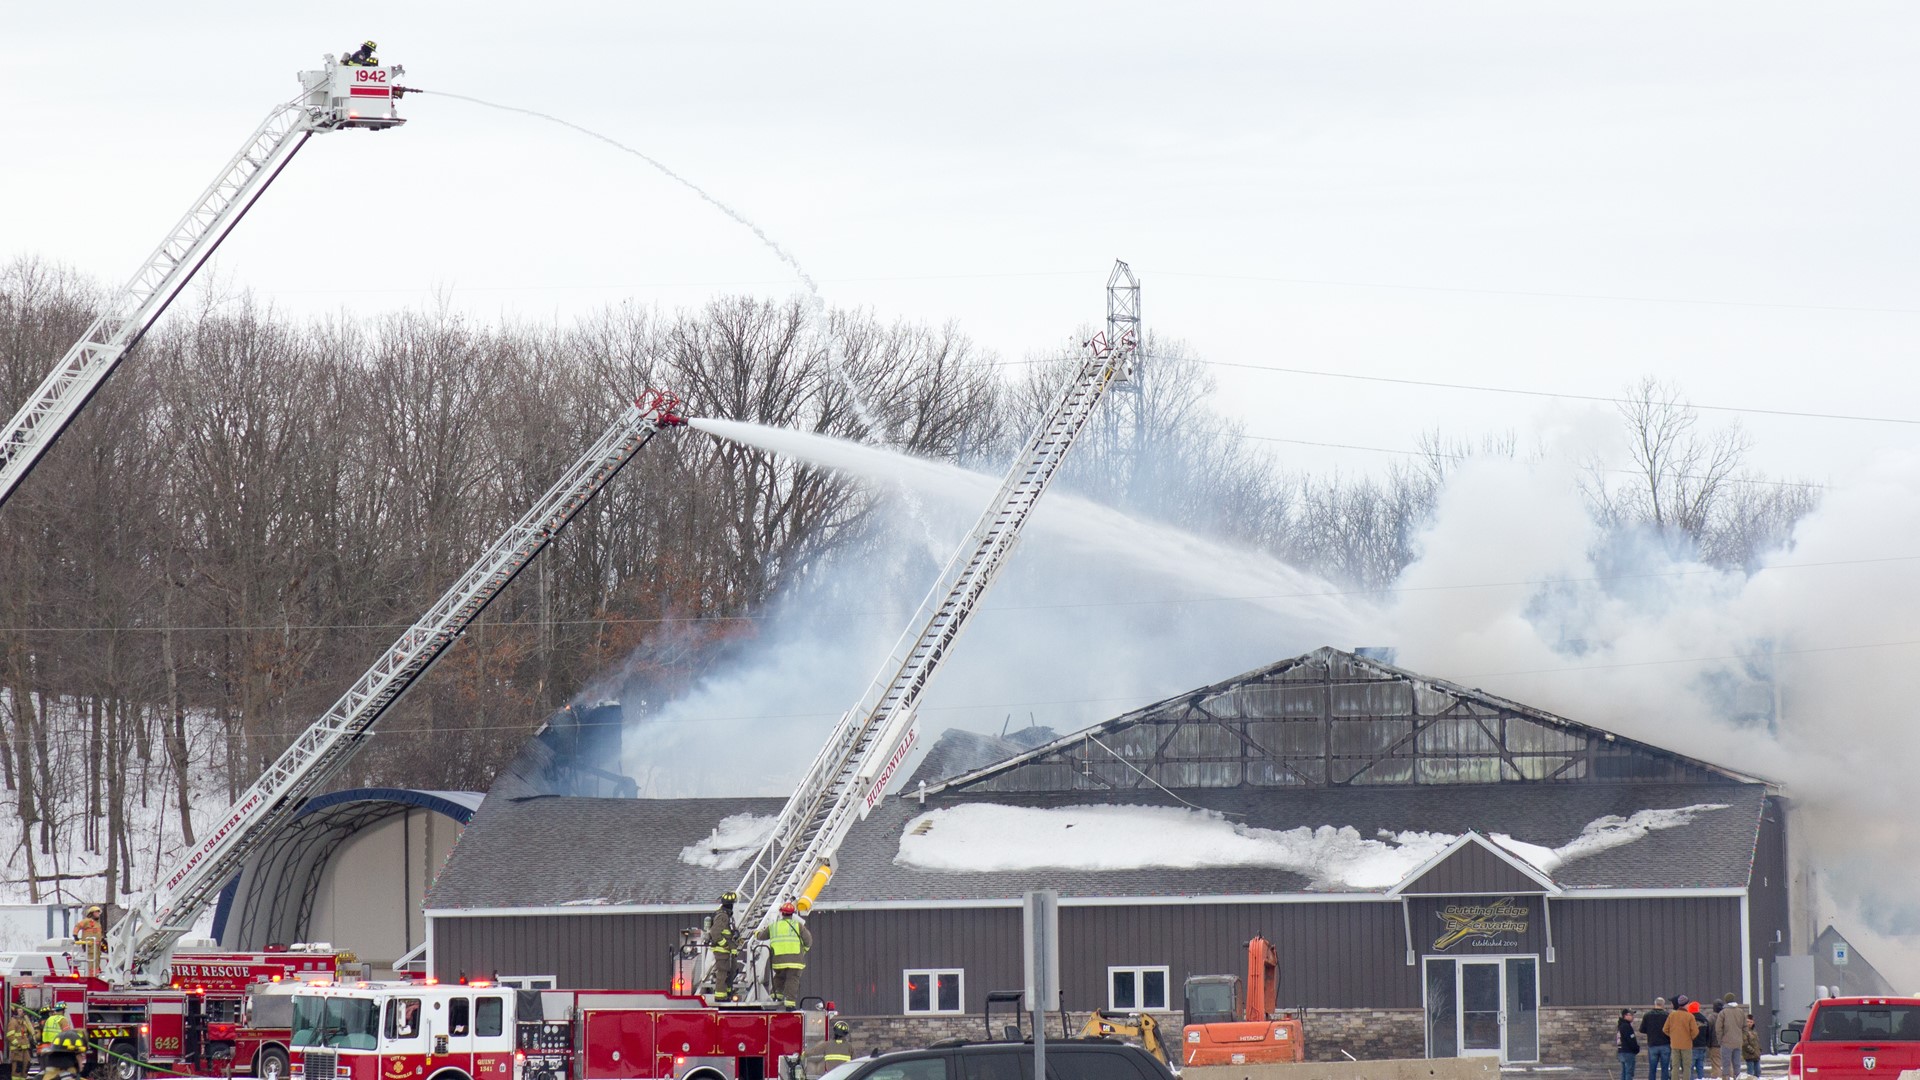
xmin=756 ymin=903 xmax=812 ymax=1007
xmin=41 ymin=1017 xmax=85 ymax=1080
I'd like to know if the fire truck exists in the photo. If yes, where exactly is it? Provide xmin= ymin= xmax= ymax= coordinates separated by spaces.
xmin=285 ymin=981 xmax=813 ymax=1080
xmin=5 ymin=947 xmax=342 ymax=1080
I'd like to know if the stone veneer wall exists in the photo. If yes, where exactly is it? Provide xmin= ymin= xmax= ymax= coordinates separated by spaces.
xmin=839 ymin=1006 xmax=1632 ymax=1066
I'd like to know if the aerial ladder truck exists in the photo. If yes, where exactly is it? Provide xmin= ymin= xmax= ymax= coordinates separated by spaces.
xmin=107 ymin=389 xmax=687 ymax=989
xmin=707 ymin=261 xmax=1143 ymax=1003
xmin=0 ymin=52 xmax=408 ymax=512
xmin=2 ymin=390 xmax=688 ymax=1078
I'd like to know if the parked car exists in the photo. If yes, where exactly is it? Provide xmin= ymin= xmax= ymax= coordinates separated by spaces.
xmin=818 ymin=1039 xmax=1175 ymax=1080
xmin=1787 ymin=997 xmax=1920 ymax=1080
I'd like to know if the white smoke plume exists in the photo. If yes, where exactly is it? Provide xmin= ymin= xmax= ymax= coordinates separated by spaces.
xmin=602 ymin=417 xmax=1920 ymax=985
xmin=1384 ymin=453 xmax=1920 ymax=987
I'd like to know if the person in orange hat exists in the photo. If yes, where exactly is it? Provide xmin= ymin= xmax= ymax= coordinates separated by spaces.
xmin=1665 ymin=997 xmax=1701 ymax=1080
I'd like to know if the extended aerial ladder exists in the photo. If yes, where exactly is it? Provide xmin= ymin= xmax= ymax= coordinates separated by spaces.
xmin=107 ymin=390 xmax=688 ymax=985
xmin=723 ymin=263 xmax=1142 ymax=976
xmin=0 ymin=53 xmax=409 ymax=512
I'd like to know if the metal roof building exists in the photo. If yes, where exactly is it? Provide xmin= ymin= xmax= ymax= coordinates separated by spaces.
xmin=425 ymin=647 xmax=1790 ymax=1065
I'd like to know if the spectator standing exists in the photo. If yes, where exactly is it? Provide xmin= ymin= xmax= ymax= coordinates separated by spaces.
xmin=1619 ymin=1009 xmax=1642 ymax=1080
xmin=1741 ymin=1017 xmax=1762 ymax=1078
xmin=1689 ymin=1001 xmax=1709 ymax=1079
xmin=1643 ymin=998 xmax=1674 ymax=1080
xmin=1665 ymin=996 xmax=1700 ymax=1080
xmin=1715 ymin=995 xmax=1750 ymax=1080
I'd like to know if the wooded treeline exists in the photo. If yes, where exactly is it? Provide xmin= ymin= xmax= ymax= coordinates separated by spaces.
xmin=0 ymin=257 xmax=1817 ymax=904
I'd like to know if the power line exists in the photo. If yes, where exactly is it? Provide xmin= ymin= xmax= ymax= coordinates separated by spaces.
xmin=1206 ymin=360 xmax=1920 ymax=426
xmin=1231 ymin=432 xmax=1825 ymax=489
xmin=1154 ymin=269 xmax=1920 ymax=317
xmin=7 ymin=552 xmax=1913 ymax=635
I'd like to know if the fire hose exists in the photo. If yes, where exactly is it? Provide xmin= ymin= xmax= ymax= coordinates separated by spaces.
xmin=80 ymin=1039 xmax=207 ymax=1079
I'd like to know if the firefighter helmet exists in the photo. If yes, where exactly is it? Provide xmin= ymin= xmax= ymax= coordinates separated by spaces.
xmin=363 ymin=40 xmax=378 ymax=51
xmin=84 ymin=906 xmax=102 ymax=918
xmin=719 ymin=891 xmax=737 ymax=905
xmin=779 ymin=902 xmax=796 ymax=915
xmin=54 ymin=1031 xmax=86 ymax=1052
xmin=832 ymin=1020 xmax=850 ymax=1038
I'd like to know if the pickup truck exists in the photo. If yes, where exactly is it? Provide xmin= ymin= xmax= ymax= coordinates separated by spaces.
xmin=1788 ymin=997 xmax=1920 ymax=1080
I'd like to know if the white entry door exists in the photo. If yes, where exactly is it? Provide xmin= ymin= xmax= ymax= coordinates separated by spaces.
xmin=1425 ymin=955 xmax=1540 ymax=1063
xmin=1458 ymin=960 xmax=1504 ymax=1058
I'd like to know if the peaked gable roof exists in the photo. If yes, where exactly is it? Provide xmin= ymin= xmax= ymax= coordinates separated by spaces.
xmin=1389 ymin=832 xmax=1560 ymax=897
xmin=923 ymin=646 xmax=1770 ymax=797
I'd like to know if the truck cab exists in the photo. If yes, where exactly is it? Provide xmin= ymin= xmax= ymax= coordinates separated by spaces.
xmin=1788 ymin=997 xmax=1920 ymax=1080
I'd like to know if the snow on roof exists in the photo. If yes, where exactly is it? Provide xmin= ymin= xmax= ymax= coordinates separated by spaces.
xmin=892 ymin=801 xmax=1732 ymax=890
xmin=679 ymin=812 xmax=778 ymax=870
xmin=1488 ymin=804 xmax=1730 ymax=874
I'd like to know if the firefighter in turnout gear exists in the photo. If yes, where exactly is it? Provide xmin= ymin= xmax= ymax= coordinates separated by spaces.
xmin=757 ymin=903 xmax=812 ymax=1007
xmin=38 ymin=1005 xmax=68 ymax=1047
xmin=708 ymin=891 xmax=741 ymax=1001
xmin=795 ymin=1020 xmax=854 ymax=1077
xmin=343 ymin=40 xmax=379 ymax=66
xmin=40 ymin=1028 xmax=84 ymax=1080
xmin=6 ymin=1008 xmax=35 ymax=1080
xmin=73 ymin=905 xmax=105 ymax=975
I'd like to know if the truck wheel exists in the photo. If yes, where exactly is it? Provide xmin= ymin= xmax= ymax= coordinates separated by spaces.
xmin=110 ymin=1041 xmax=142 ymax=1080
xmin=256 ymin=1047 xmax=289 ymax=1080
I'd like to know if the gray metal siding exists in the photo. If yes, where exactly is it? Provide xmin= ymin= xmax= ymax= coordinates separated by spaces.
xmin=1402 ymin=844 xmax=1546 ymax=897
xmin=804 ymin=907 xmax=1025 ymax=1015
xmin=433 ymin=893 xmax=1752 ymax=1016
xmin=433 ymin=913 xmax=691 ymax=987
xmin=1749 ymin=798 xmax=1790 ymax=1031
xmin=1544 ymin=897 xmax=1743 ymax=1006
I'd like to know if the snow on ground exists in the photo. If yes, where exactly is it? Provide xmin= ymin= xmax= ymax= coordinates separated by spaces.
xmin=0 ymin=692 xmax=235 ymax=909
xmin=680 ymin=812 xmax=779 ymax=870
xmin=892 ymin=802 xmax=1732 ymax=889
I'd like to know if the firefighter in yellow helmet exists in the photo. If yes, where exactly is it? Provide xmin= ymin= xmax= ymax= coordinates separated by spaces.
xmin=72 ymin=906 xmax=105 ymax=975
xmin=343 ymin=40 xmax=379 ymax=66
xmin=6 ymin=1007 xmax=36 ymax=1080
xmin=708 ymin=892 xmax=741 ymax=1002
xmin=42 ymin=1027 xmax=86 ymax=1080
xmin=756 ymin=903 xmax=812 ymax=1008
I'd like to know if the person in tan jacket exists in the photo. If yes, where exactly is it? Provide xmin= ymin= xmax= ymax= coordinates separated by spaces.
xmin=1665 ymin=997 xmax=1700 ymax=1079
xmin=1713 ymin=996 xmax=1750 ymax=1080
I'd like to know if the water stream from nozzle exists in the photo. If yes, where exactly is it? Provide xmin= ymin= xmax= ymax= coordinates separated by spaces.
xmin=687 ymin=415 xmax=1374 ymax=636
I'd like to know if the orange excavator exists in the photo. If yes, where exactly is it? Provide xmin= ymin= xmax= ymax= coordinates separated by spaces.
xmin=1181 ymin=936 xmax=1307 ymax=1067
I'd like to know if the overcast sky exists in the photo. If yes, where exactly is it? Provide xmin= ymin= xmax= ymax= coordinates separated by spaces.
xmin=9 ymin=3 xmax=1919 ymax=482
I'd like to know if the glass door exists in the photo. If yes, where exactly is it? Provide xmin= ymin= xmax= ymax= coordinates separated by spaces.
xmin=1458 ymin=960 xmax=1504 ymax=1057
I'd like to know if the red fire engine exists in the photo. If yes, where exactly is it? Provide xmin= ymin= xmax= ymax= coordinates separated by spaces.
xmin=284 ymin=981 xmax=821 ymax=1080
xmin=5 ymin=947 xmax=342 ymax=1080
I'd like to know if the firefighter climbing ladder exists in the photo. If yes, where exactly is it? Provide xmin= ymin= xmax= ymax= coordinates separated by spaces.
xmin=0 ymin=58 xmax=407 ymax=511
xmin=107 ymin=390 xmax=688 ymax=986
xmin=730 ymin=261 xmax=1142 ymax=947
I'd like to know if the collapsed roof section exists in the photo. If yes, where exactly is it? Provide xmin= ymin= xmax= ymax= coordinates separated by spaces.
xmin=923 ymin=646 xmax=1772 ymax=797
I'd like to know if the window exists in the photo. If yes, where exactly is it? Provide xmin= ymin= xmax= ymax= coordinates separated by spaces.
xmin=961 ymin=1055 xmax=1024 ymax=1080
xmin=904 ymin=970 xmax=964 ymax=1014
xmin=476 ymin=997 xmax=504 ymax=1038
xmin=866 ymin=1059 xmax=948 ymax=1080
xmin=1108 ymin=967 xmax=1169 ymax=1011
xmin=496 ymin=975 xmax=554 ymax=990
xmin=450 ymin=997 xmax=470 ymax=1037
xmin=290 ymin=996 xmax=380 ymax=1050
xmin=383 ymin=998 xmax=422 ymax=1041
